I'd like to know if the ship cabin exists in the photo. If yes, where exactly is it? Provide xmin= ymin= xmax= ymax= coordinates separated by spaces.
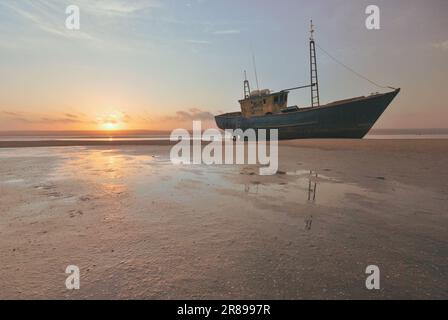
xmin=239 ymin=89 xmax=289 ymax=117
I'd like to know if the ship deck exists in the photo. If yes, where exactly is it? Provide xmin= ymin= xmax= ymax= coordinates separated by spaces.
xmin=216 ymin=93 xmax=383 ymax=119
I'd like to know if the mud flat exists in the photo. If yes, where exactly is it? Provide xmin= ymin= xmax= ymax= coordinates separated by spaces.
xmin=0 ymin=139 xmax=447 ymax=299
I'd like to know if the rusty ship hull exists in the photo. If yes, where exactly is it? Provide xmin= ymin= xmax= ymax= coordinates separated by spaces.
xmin=215 ymin=89 xmax=400 ymax=140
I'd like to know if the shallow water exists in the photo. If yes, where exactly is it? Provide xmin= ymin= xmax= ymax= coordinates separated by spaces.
xmin=10 ymin=147 xmax=370 ymax=211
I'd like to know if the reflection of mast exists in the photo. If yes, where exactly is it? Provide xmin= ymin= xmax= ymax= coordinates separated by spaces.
xmin=305 ymin=170 xmax=318 ymax=231
xmin=307 ymin=170 xmax=318 ymax=201
xmin=309 ymin=20 xmax=320 ymax=107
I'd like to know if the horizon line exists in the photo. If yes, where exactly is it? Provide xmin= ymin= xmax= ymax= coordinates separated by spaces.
xmin=0 ymin=128 xmax=448 ymax=136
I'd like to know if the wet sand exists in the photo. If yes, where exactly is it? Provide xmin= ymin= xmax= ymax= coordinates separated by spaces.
xmin=0 ymin=139 xmax=447 ymax=299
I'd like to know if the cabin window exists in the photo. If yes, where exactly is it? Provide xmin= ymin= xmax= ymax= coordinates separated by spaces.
xmin=274 ymin=96 xmax=279 ymax=103
xmin=263 ymin=99 xmax=266 ymax=104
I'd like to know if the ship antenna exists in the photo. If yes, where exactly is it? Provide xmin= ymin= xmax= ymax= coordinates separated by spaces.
xmin=310 ymin=19 xmax=314 ymax=41
xmin=243 ymin=70 xmax=251 ymax=98
xmin=251 ymin=51 xmax=260 ymax=91
xmin=309 ymin=20 xmax=320 ymax=107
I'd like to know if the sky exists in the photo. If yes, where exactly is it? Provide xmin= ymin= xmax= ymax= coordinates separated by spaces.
xmin=0 ymin=0 xmax=447 ymax=131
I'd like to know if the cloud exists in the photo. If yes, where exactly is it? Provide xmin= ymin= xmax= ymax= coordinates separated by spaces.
xmin=122 ymin=113 xmax=132 ymax=123
xmin=212 ymin=29 xmax=240 ymax=35
xmin=1 ymin=110 xmax=91 ymax=124
xmin=0 ymin=0 xmax=161 ymax=44
xmin=164 ymin=108 xmax=215 ymax=122
xmin=1 ymin=111 xmax=32 ymax=123
xmin=40 ymin=117 xmax=85 ymax=124
xmin=1 ymin=1 xmax=95 ymax=40
xmin=434 ymin=40 xmax=448 ymax=51
xmin=74 ymin=0 xmax=161 ymax=17
xmin=2 ymin=111 xmax=21 ymax=117
xmin=95 ymin=111 xmax=131 ymax=125
xmin=185 ymin=40 xmax=212 ymax=45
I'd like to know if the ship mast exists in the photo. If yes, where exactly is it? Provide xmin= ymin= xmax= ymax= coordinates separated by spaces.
xmin=309 ymin=20 xmax=320 ymax=107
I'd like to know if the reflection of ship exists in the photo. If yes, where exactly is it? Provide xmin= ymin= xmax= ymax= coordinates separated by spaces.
xmin=215 ymin=21 xmax=400 ymax=140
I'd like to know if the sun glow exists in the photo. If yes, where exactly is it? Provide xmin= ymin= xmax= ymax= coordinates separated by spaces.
xmin=97 ymin=112 xmax=126 ymax=131
xmin=101 ymin=122 xmax=119 ymax=131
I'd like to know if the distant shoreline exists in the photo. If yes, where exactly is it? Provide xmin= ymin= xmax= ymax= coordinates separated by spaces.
xmin=0 ymin=137 xmax=447 ymax=148
xmin=0 ymin=130 xmax=172 ymax=137
xmin=0 ymin=128 xmax=447 ymax=137
xmin=0 ymin=139 xmax=174 ymax=148
xmin=0 ymin=128 xmax=447 ymax=148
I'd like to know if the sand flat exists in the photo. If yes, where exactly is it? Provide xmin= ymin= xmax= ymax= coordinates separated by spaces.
xmin=0 ymin=140 xmax=447 ymax=299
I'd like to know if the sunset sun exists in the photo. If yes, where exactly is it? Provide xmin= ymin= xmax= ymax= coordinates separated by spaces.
xmin=101 ymin=121 xmax=119 ymax=131
xmin=97 ymin=112 xmax=126 ymax=131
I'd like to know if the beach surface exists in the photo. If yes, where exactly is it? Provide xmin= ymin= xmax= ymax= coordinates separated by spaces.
xmin=0 ymin=139 xmax=447 ymax=299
